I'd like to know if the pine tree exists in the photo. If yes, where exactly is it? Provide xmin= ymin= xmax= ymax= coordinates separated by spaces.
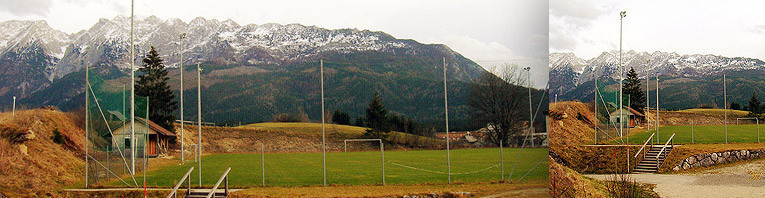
xmin=364 ymin=92 xmax=390 ymax=139
xmin=748 ymin=93 xmax=762 ymax=115
xmin=623 ymin=67 xmax=646 ymax=113
xmin=332 ymin=110 xmax=351 ymax=125
xmin=136 ymin=46 xmax=178 ymax=132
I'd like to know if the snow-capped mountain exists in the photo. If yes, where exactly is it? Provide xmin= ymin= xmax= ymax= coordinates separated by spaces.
xmin=53 ymin=15 xmax=435 ymax=79
xmin=0 ymin=16 xmax=488 ymax=125
xmin=550 ymin=51 xmax=765 ymax=97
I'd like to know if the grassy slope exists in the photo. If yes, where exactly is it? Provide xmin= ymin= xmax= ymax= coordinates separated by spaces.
xmin=120 ymin=148 xmax=548 ymax=187
xmin=0 ymin=109 xmax=86 ymax=197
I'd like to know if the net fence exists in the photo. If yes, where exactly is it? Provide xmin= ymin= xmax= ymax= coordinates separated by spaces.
xmin=86 ymin=69 xmax=149 ymax=186
xmin=594 ymin=80 xmax=631 ymax=144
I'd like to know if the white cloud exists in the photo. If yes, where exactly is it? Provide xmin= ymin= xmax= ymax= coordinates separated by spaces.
xmin=0 ymin=0 xmax=51 ymax=16
xmin=551 ymin=0 xmax=765 ymax=61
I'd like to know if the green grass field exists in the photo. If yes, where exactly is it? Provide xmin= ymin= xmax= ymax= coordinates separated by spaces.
xmin=122 ymin=148 xmax=548 ymax=187
xmin=627 ymin=124 xmax=763 ymax=144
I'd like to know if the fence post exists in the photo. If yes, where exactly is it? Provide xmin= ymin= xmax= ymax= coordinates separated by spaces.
xmin=381 ymin=140 xmax=385 ymax=185
xmin=691 ymin=120 xmax=694 ymax=144
xmin=500 ymin=140 xmax=504 ymax=181
xmin=261 ymin=143 xmax=265 ymax=187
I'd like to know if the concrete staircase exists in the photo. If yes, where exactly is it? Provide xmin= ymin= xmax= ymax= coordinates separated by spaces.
xmin=633 ymin=145 xmax=673 ymax=173
xmin=185 ymin=189 xmax=227 ymax=198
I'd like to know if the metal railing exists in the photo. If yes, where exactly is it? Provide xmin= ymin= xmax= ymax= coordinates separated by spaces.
xmin=656 ymin=133 xmax=675 ymax=169
xmin=167 ymin=167 xmax=194 ymax=198
xmin=633 ymin=133 xmax=654 ymax=171
xmin=206 ymin=167 xmax=231 ymax=198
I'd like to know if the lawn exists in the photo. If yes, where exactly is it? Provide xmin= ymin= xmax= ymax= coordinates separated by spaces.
xmin=678 ymin=108 xmax=750 ymax=117
xmin=627 ymin=124 xmax=763 ymax=144
xmin=117 ymin=148 xmax=548 ymax=187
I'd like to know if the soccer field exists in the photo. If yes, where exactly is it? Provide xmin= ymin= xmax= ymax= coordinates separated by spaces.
xmin=122 ymin=148 xmax=548 ymax=187
xmin=628 ymin=124 xmax=763 ymax=144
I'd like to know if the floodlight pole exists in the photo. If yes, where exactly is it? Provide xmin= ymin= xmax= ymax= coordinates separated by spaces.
xmin=180 ymin=33 xmax=186 ymax=162
xmin=724 ymin=73 xmax=728 ymax=143
xmin=595 ymin=78 xmax=598 ymax=144
xmin=645 ymin=60 xmax=650 ymax=131
xmin=85 ymin=65 xmax=89 ymax=188
xmin=130 ymin=0 xmax=136 ymax=176
xmin=619 ymin=10 xmax=628 ymax=172
xmin=197 ymin=63 xmax=202 ymax=186
xmin=443 ymin=57 xmax=451 ymax=184
xmin=525 ymin=67 xmax=533 ymax=147
xmin=656 ymin=74 xmax=659 ymax=144
xmin=321 ymin=59 xmax=326 ymax=187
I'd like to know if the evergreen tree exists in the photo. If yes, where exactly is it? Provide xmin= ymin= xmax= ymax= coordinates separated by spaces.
xmin=748 ymin=93 xmax=763 ymax=115
xmin=136 ymin=46 xmax=178 ymax=132
xmin=730 ymin=101 xmax=741 ymax=110
xmin=332 ymin=110 xmax=351 ymax=125
xmin=623 ymin=67 xmax=646 ymax=113
xmin=364 ymin=92 xmax=390 ymax=139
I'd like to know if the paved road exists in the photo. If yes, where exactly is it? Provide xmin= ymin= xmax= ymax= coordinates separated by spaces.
xmin=585 ymin=160 xmax=765 ymax=198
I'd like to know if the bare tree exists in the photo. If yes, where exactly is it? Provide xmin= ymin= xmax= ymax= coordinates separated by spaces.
xmin=468 ymin=65 xmax=530 ymax=146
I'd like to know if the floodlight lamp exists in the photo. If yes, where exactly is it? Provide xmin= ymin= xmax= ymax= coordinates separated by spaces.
xmin=181 ymin=33 xmax=186 ymax=39
xmin=620 ymin=11 xmax=627 ymax=18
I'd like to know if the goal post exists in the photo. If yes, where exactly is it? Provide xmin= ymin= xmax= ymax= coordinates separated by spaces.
xmin=342 ymin=138 xmax=385 ymax=185
xmin=736 ymin=117 xmax=760 ymax=143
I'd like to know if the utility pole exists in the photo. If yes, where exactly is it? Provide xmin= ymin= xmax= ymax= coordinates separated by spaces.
xmin=197 ymin=63 xmax=202 ymax=186
xmin=443 ymin=57 xmax=451 ymax=184
xmin=179 ymin=33 xmax=186 ymax=162
xmin=724 ymin=73 xmax=728 ymax=143
xmin=321 ymin=59 xmax=326 ymax=187
xmin=656 ymin=74 xmax=659 ymax=144
xmin=130 ymin=0 xmax=136 ymax=176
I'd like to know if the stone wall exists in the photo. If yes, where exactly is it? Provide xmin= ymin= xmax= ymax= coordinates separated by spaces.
xmin=672 ymin=149 xmax=765 ymax=171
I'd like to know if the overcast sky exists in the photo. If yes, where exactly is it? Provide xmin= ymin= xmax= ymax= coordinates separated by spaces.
xmin=0 ymin=0 xmax=549 ymax=88
xmin=550 ymin=0 xmax=765 ymax=61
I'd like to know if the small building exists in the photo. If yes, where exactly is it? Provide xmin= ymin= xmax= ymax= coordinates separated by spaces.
xmin=609 ymin=106 xmax=646 ymax=128
xmin=112 ymin=118 xmax=176 ymax=157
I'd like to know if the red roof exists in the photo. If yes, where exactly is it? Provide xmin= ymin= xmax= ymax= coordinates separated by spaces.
xmin=136 ymin=118 xmax=176 ymax=137
xmin=624 ymin=106 xmax=645 ymax=117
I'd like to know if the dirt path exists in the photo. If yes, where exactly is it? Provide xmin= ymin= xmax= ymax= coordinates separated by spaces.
xmin=585 ymin=159 xmax=765 ymax=197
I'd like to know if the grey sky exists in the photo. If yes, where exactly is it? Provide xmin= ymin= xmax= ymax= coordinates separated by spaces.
xmin=550 ymin=0 xmax=765 ymax=61
xmin=0 ymin=0 xmax=549 ymax=88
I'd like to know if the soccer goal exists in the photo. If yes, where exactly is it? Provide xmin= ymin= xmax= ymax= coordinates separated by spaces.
xmin=736 ymin=117 xmax=761 ymax=143
xmin=343 ymin=139 xmax=385 ymax=185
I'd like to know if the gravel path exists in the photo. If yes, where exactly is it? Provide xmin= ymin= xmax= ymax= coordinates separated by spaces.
xmin=585 ymin=159 xmax=765 ymax=197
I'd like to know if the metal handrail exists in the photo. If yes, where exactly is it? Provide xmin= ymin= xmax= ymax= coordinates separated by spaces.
xmin=656 ymin=133 xmax=676 ymax=169
xmin=634 ymin=133 xmax=654 ymax=159
xmin=167 ymin=167 xmax=194 ymax=198
xmin=206 ymin=167 xmax=232 ymax=198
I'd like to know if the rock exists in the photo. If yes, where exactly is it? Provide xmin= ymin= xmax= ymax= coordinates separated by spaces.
xmin=673 ymin=166 xmax=680 ymax=171
xmin=682 ymin=161 xmax=690 ymax=169
xmin=23 ymin=129 xmax=35 ymax=140
xmin=19 ymin=144 xmax=28 ymax=155
xmin=688 ymin=156 xmax=697 ymax=164
xmin=701 ymin=157 xmax=714 ymax=167
xmin=723 ymin=152 xmax=730 ymax=158
xmin=711 ymin=153 xmax=718 ymax=162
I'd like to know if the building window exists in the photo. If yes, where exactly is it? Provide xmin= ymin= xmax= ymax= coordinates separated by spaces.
xmin=124 ymin=137 xmax=131 ymax=148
